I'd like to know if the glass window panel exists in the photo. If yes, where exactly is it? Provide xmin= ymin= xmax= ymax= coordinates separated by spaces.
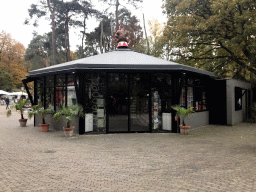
xmin=187 ymin=87 xmax=193 ymax=108
xmin=194 ymin=87 xmax=208 ymax=111
xmin=67 ymin=74 xmax=74 ymax=86
xmin=235 ymin=87 xmax=242 ymax=111
xmin=130 ymin=74 xmax=149 ymax=132
xmin=37 ymin=87 xmax=44 ymax=107
xmin=37 ymin=78 xmax=44 ymax=88
xmin=46 ymin=76 xmax=54 ymax=87
xmin=107 ymin=73 xmax=128 ymax=132
xmin=67 ymin=86 xmax=77 ymax=106
xmin=194 ymin=79 xmax=201 ymax=86
xmin=46 ymin=88 xmax=54 ymax=109
xmin=56 ymin=87 xmax=66 ymax=110
xmin=85 ymin=73 xmax=106 ymax=133
xmin=202 ymin=91 xmax=207 ymax=110
xmin=187 ymin=78 xmax=194 ymax=85
xmin=56 ymin=74 xmax=66 ymax=87
xmin=195 ymin=87 xmax=202 ymax=111
xmin=180 ymin=87 xmax=186 ymax=107
xmin=152 ymin=90 xmax=162 ymax=130
xmin=151 ymin=74 xmax=172 ymax=131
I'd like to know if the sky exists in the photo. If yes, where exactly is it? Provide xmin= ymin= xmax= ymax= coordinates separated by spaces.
xmin=0 ymin=0 xmax=167 ymax=51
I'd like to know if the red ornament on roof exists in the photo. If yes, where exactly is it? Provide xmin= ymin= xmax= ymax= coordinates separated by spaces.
xmin=115 ymin=25 xmax=129 ymax=48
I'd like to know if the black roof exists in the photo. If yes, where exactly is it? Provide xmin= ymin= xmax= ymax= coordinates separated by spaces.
xmin=26 ymin=48 xmax=215 ymax=78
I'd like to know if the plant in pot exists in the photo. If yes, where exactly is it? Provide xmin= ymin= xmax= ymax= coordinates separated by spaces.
xmin=53 ymin=103 xmax=84 ymax=137
xmin=28 ymin=104 xmax=55 ymax=132
xmin=172 ymin=105 xmax=195 ymax=134
xmin=7 ymin=98 xmax=29 ymax=127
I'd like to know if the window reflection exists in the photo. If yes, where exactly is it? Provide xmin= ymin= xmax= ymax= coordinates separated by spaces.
xmin=67 ymin=86 xmax=76 ymax=106
xmin=37 ymin=87 xmax=44 ymax=107
xmin=56 ymin=87 xmax=66 ymax=110
xmin=85 ymin=73 xmax=106 ymax=133
xmin=46 ymin=88 xmax=54 ymax=109
xmin=151 ymin=74 xmax=172 ymax=131
xmin=56 ymin=74 xmax=66 ymax=87
xmin=187 ymin=87 xmax=193 ymax=108
xmin=130 ymin=74 xmax=149 ymax=132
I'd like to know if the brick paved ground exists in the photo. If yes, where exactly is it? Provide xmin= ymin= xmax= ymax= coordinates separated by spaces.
xmin=1 ymin=105 xmax=256 ymax=191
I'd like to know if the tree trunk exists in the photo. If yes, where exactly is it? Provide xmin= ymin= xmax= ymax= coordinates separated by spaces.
xmin=115 ymin=0 xmax=119 ymax=31
xmin=100 ymin=21 xmax=103 ymax=53
xmin=114 ymin=0 xmax=119 ymax=49
xmin=47 ymin=0 xmax=57 ymax=65
xmin=65 ymin=11 xmax=70 ymax=62
xmin=143 ymin=13 xmax=150 ymax=55
xmin=81 ymin=17 xmax=86 ymax=58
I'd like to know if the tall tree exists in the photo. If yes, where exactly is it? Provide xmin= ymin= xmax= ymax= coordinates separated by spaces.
xmin=55 ymin=0 xmax=99 ymax=62
xmin=26 ymin=0 xmax=99 ymax=63
xmin=26 ymin=0 xmax=58 ymax=65
xmin=25 ymin=33 xmax=51 ymax=71
xmin=25 ymin=31 xmax=77 ymax=70
xmin=147 ymin=19 xmax=165 ymax=58
xmin=0 ymin=66 xmax=13 ymax=91
xmin=163 ymin=0 xmax=256 ymax=78
xmin=47 ymin=0 xmax=57 ymax=65
xmin=0 ymin=31 xmax=27 ymax=89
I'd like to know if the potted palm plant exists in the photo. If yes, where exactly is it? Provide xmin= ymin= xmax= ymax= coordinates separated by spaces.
xmin=7 ymin=98 xmax=29 ymax=127
xmin=28 ymin=104 xmax=54 ymax=132
xmin=172 ymin=105 xmax=195 ymax=134
xmin=53 ymin=103 xmax=84 ymax=137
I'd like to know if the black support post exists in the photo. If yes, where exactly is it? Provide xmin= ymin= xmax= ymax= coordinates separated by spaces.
xmin=54 ymin=75 xmax=56 ymax=111
xmin=148 ymin=74 xmax=152 ymax=133
xmin=22 ymin=79 xmax=34 ymax=105
xmin=43 ymin=76 xmax=46 ymax=109
xmin=78 ymin=72 xmax=86 ymax=135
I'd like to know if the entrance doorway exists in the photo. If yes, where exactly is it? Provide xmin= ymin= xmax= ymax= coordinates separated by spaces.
xmin=108 ymin=73 xmax=150 ymax=133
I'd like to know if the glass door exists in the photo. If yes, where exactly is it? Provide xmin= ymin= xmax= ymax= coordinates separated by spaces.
xmin=108 ymin=73 xmax=129 ymax=132
xmin=130 ymin=74 xmax=150 ymax=132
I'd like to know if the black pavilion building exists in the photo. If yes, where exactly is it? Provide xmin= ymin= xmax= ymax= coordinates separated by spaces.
xmin=22 ymin=43 xmax=219 ymax=134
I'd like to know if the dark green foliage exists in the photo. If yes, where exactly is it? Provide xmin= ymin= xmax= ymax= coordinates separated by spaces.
xmin=7 ymin=98 xmax=29 ymax=120
xmin=163 ymin=0 xmax=256 ymax=79
xmin=0 ymin=67 xmax=14 ymax=92
xmin=172 ymin=105 xmax=195 ymax=126
xmin=28 ymin=104 xmax=55 ymax=124
xmin=53 ymin=103 xmax=84 ymax=128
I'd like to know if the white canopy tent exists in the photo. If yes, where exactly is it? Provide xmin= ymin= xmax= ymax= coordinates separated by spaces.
xmin=7 ymin=92 xmax=28 ymax=96
xmin=0 ymin=90 xmax=9 ymax=95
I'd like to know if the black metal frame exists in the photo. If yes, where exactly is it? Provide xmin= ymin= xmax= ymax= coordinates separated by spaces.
xmin=106 ymin=72 xmax=154 ymax=134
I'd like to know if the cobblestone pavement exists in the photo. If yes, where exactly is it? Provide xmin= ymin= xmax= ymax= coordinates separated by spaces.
xmin=1 ymin=105 xmax=256 ymax=191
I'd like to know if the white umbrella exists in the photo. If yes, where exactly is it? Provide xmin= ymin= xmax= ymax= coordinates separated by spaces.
xmin=0 ymin=90 xmax=9 ymax=95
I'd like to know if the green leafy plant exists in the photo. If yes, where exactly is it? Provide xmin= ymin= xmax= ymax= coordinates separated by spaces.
xmin=7 ymin=98 xmax=29 ymax=119
xmin=53 ymin=103 xmax=84 ymax=128
xmin=172 ymin=105 xmax=195 ymax=126
xmin=28 ymin=104 xmax=54 ymax=124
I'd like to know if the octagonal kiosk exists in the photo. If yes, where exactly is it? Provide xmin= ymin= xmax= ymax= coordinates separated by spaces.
xmin=23 ymin=43 xmax=215 ymax=134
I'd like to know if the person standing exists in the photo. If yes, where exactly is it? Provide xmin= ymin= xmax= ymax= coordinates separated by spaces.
xmin=5 ymin=97 xmax=9 ymax=110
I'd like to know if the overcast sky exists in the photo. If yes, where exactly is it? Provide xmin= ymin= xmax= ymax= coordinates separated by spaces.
xmin=0 ymin=0 xmax=167 ymax=51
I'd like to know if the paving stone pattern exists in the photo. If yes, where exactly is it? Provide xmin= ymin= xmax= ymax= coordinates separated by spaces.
xmin=1 ymin=105 xmax=256 ymax=191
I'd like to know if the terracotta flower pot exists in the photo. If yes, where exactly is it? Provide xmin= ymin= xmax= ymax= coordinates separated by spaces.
xmin=63 ymin=126 xmax=75 ymax=137
xmin=179 ymin=125 xmax=190 ymax=134
xmin=19 ymin=119 xmax=28 ymax=127
xmin=40 ymin=123 xmax=50 ymax=132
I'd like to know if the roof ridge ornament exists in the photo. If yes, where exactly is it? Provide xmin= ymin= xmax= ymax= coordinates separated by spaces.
xmin=115 ymin=24 xmax=129 ymax=48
